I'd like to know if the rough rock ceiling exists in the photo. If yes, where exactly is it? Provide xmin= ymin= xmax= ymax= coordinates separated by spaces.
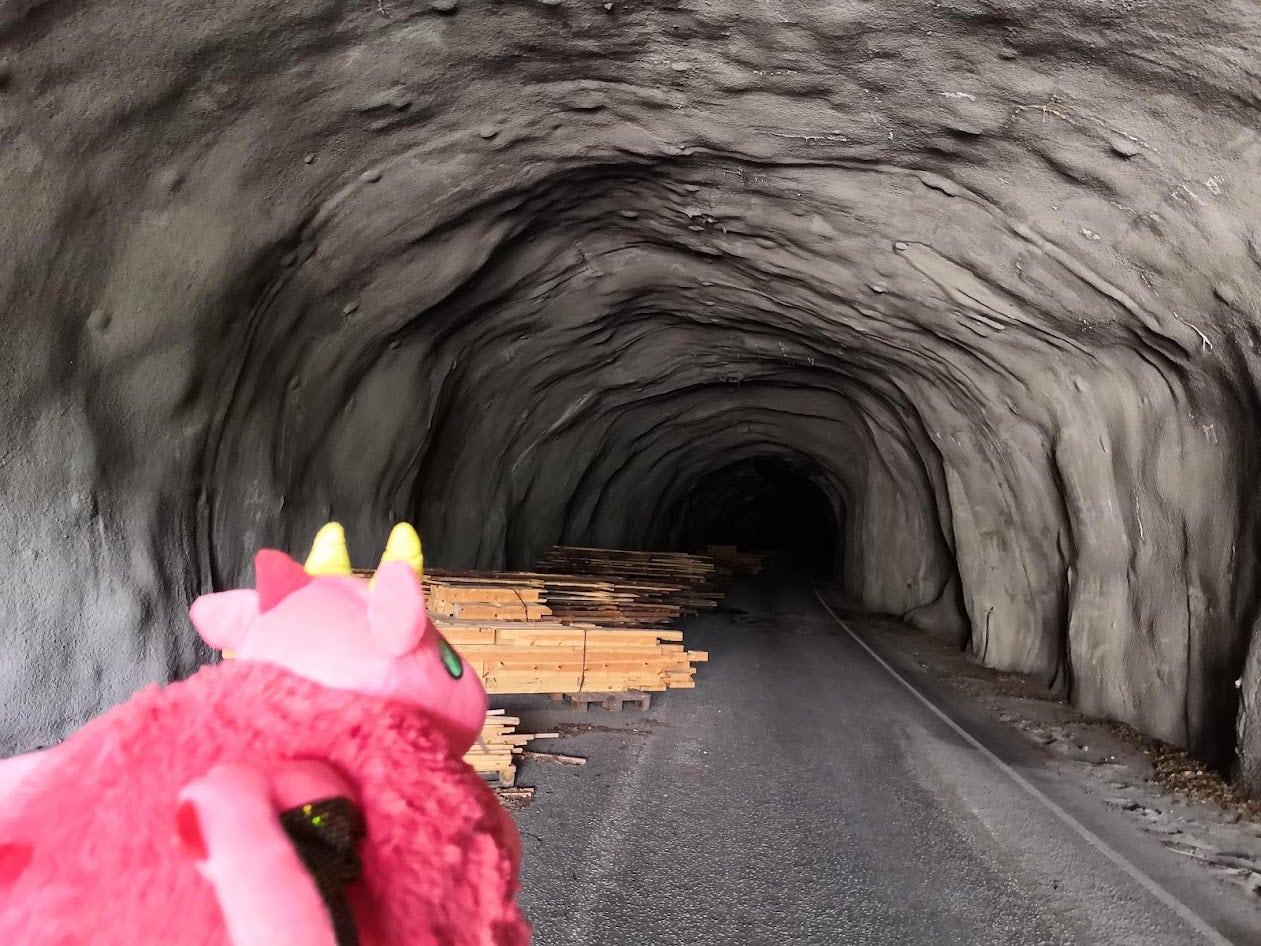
xmin=2 ymin=0 xmax=1260 ymax=796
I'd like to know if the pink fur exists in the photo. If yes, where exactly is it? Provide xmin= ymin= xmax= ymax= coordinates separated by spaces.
xmin=0 ymin=660 xmax=529 ymax=945
xmin=0 ymin=750 xmax=48 ymax=799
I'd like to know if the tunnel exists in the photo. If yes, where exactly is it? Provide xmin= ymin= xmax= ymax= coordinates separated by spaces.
xmin=665 ymin=455 xmax=841 ymax=577
xmin=2 ymin=0 xmax=1261 ymax=811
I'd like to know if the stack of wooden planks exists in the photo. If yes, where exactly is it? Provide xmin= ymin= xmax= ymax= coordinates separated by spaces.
xmin=703 ymin=544 xmax=766 ymax=574
xmin=356 ymin=567 xmax=679 ymax=626
xmin=351 ymin=568 xmax=550 ymax=621
xmin=438 ymin=621 xmax=708 ymax=694
xmin=422 ymin=574 xmax=551 ymax=621
xmin=354 ymin=547 xmax=726 ymax=626
xmin=421 ymin=568 xmax=683 ymax=626
xmin=463 ymin=710 xmax=557 ymax=790
xmin=529 ymin=575 xmax=683 ymax=626
xmin=537 ymin=546 xmax=722 ymax=615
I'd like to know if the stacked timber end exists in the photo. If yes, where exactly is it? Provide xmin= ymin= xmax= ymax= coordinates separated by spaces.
xmin=703 ymin=544 xmax=766 ymax=574
xmin=424 ymin=575 xmax=551 ymax=621
xmin=439 ymin=622 xmax=707 ymax=694
xmin=537 ymin=546 xmax=723 ymax=615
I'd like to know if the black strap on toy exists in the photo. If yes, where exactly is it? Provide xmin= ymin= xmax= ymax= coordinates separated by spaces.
xmin=279 ymin=796 xmax=366 ymax=946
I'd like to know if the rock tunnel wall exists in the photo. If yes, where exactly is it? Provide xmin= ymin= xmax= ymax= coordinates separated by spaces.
xmin=2 ymin=0 xmax=1261 ymax=794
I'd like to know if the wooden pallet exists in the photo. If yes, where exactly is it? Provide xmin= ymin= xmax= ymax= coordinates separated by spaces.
xmin=549 ymin=690 xmax=652 ymax=712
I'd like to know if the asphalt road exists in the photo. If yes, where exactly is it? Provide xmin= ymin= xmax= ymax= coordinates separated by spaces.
xmin=508 ymin=582 xmax=1261 ymax=946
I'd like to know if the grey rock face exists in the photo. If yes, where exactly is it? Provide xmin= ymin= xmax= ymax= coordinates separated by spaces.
xmin=1 ymin=1 xmax=1260 ymax=794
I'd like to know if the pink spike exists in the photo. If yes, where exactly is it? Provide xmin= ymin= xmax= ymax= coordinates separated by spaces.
xmin=254 ymin=550 xmax=314 ymax=613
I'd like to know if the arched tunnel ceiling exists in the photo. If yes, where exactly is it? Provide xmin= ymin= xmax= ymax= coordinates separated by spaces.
xmin=2 ymin=0 xmax=1261 ymax=798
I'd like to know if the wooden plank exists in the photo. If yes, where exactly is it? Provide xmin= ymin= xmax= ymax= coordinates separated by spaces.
xmin=441 ymin=591 xmax=545 ymax=603
xmin=521 ymin=751 xmax=587 ymax=766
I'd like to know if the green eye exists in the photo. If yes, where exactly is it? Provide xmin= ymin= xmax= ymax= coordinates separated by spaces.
xmin=438 ymin=636 xmax=464 ymax=680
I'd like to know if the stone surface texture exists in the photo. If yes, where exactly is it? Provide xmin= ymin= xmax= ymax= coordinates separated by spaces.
xmin=1 ymin=0 xmax=1261 ymax=794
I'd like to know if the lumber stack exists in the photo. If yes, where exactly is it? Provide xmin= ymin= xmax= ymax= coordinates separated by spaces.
xmin=532 ymin=575 xmax=683 ymax=626
xmin=351 ymin=568 xmax=552 ymax=621
xmin=537 ymin=546 xmax=723 ymax=614
xmin=703 ymin=544 xmax=766 ymax=574
xmin=357 ymin=547 xmax=727 ymax=626
xmin=411 ymin=568 xmax=688 ymax=627
xmin=463 ymin=710 xmax=556 ymax=788
xmin=437 ymin=620 xmax=708 ymax=694
xmin=422 ymin=574 xmax=551 ymax=621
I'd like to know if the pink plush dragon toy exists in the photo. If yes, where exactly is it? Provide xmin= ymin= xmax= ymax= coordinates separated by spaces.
xmin=0 ymin=522 xmax=531 ymax=946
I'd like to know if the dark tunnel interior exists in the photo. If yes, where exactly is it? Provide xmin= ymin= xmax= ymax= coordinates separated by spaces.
xmin=667 ymin=456 xmax=840 ymax=578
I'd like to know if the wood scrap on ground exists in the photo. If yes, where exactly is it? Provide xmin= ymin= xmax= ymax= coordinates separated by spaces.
xmin=494 ymin=787 xmax=535 ymax=810
xmin=521 ymin=750 xmax=587 ymax=766
xmin=463 ymin=710 xmax=558 ymax=789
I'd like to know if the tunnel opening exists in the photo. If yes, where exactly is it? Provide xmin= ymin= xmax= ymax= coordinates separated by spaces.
xmin=666 ymin=455 xmax=841 ymax=579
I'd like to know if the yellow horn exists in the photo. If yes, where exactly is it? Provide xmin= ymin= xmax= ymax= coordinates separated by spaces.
xmin=376 ymin=522 xmax=424 ymax=579
xmin=305 ymin=522 xmax=352 ymax=575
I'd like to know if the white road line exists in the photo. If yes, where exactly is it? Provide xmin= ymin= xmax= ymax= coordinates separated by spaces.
xmin=814 ymin=590 xmax=1235 ymax=946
